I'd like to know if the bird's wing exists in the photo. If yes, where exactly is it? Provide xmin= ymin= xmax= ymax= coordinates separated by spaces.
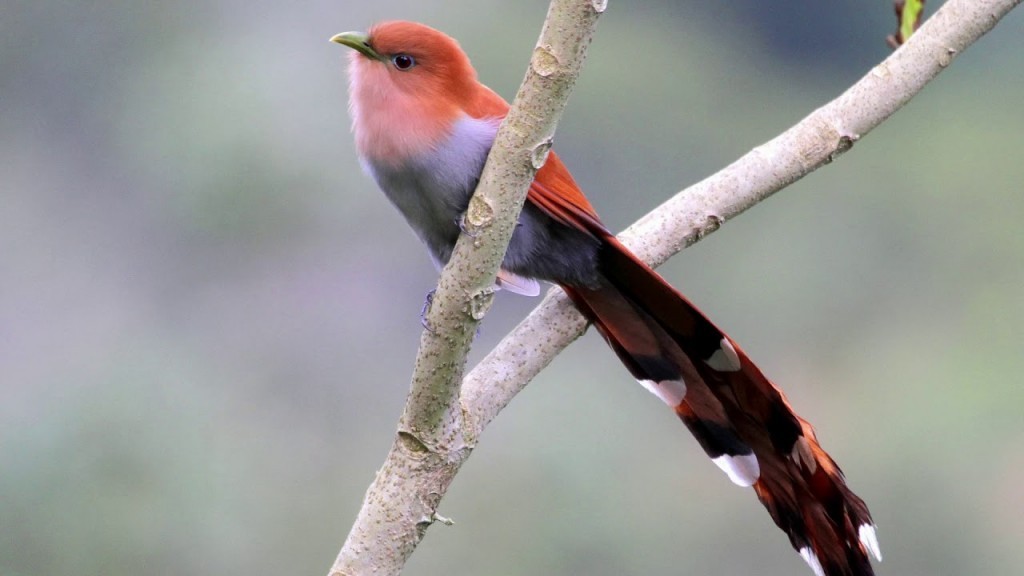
xmin=465 ymin=84 xmax=606 ymax=234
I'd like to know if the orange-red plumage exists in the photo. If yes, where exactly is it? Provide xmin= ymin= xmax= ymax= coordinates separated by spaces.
xmin=334 ymin=20 xmax=880 ymax=576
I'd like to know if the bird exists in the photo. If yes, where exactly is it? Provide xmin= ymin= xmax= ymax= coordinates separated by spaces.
xmin=331 ymin=20 xmax=881 ymax=576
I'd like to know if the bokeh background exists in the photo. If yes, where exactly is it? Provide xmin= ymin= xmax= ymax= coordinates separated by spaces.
xmin=3 ymin=1 xmax=1022 ymax=575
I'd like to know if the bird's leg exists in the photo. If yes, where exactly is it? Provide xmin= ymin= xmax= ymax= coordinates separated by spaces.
xmin=456 ymin=213 xmax=479 ymax=238
xmin=420 ymin=287 xmax=484 ymax=337
xmin=420 ymin=289 xmax=436 ymax=332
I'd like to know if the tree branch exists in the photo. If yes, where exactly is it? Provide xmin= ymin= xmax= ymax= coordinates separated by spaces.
xmin=328 ymin=1 xmax=605 ymax=575
xmin=462 ymin=0 xmax=1020 ymax=434
xmin=329 ymin=0 xmax=1019 ymax=574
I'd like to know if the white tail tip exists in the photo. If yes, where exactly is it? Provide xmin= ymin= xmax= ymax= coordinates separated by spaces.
xmin=705 ymin=337 xmax=742 ymax=372
xmin=859 ymin=523 xmax=883 ymax=561
xmin=798 ymin=547 xmax=826 ymax=576
xmin=712 ymin=452 xmax=760 ymax=487
xmin=637 ymin=378 xmax=687 ymax=407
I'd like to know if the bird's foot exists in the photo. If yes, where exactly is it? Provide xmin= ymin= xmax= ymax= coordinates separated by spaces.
xmin=420 ymin=289 xmax=436 ymax=332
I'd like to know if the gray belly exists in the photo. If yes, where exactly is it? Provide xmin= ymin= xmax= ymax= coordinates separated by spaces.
xmin=366 ymin=158 xmax=468 ymax=266
xmin=361 ymin=116 xmax=497 ymax=266
xmin=360 ymin=116 xmax=601 ymax=288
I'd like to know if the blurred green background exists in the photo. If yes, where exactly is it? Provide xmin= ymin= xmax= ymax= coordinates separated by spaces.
xmin=2 ymin=1 xmax=1022 ymax=575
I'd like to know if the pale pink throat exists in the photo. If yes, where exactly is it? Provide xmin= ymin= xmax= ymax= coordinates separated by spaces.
xmin=348 ymin=53 xmax=460 ymax=165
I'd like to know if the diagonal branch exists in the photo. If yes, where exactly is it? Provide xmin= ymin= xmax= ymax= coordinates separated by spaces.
xmin=329 ymin=0 xmax=1019 ymax=574
xmin=461 ymin=0 xmax=1020 ymax=434
xmin=328 ymin=1 xmax=606 ymax=575
xmin=398 ymin=0 xmax=604 ymax=453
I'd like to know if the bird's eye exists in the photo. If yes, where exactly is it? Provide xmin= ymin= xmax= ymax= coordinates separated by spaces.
xmin=391 ymin=54 xmax=416 ymax=70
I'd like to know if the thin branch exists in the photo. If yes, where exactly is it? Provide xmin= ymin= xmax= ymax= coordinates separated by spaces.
xmin=462 ymin=0 xmax=1020 ymax=433
xmin=399 ymin=0 xmax=604 ymax=451
xmin=328 ymin=1 xmax=605 ymax=575
xmin=329 ymin=0 xmax=1019 ymax=574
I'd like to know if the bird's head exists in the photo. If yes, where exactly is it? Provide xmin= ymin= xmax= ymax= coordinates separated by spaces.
xmin=332 ymin=21 xmax=479 ymax=109
xmin=331 ymin=21 xmax=483 ymax=161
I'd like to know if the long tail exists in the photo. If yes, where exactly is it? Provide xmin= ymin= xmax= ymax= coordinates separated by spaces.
xmin=561 ymin=236 xmax=881 ymax=576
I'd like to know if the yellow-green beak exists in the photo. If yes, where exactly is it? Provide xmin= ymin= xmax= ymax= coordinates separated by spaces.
xmin=330 ymin=31 xmax=385 ymax=61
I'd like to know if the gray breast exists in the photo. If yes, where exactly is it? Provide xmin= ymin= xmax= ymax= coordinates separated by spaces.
xmin=361 ymin=116 xmax=500 ymax=267
xmin=360 ymin=115 xmax=602 ymax=288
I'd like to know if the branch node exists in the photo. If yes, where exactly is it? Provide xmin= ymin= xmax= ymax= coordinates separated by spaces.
xmin=938 ymin=47 xmax=957 ymax=67
xmin=465 ymin=195 xmax=495 ymax=231
xmin=468 ymin=287 xmax=496 ymax=320
xmin=696 ymin=214 xmax=723 ymax=240
xmin=532 ymin=45 xmax=560 ymax=77
xmin=827 ymin=134 xmax=857 ymax=163
xmin=531 ymin=138 xmax=553 ymax=169
xmin=870 ymin=62 xmax=891 ymax=79
xmin=397 ymin=430 xmax=430 ymax=454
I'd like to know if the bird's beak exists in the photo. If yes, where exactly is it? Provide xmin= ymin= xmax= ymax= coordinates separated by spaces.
xmin=330 ymin=31 xmax=385 ymax=61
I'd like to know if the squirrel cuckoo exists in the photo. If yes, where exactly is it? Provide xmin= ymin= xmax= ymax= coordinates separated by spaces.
xmin=331 ymin=21 xmax=881 ymax=576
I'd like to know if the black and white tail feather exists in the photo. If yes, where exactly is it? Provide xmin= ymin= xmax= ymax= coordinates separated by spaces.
xmin=563 ymin=234 xmax=882 ymax=576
